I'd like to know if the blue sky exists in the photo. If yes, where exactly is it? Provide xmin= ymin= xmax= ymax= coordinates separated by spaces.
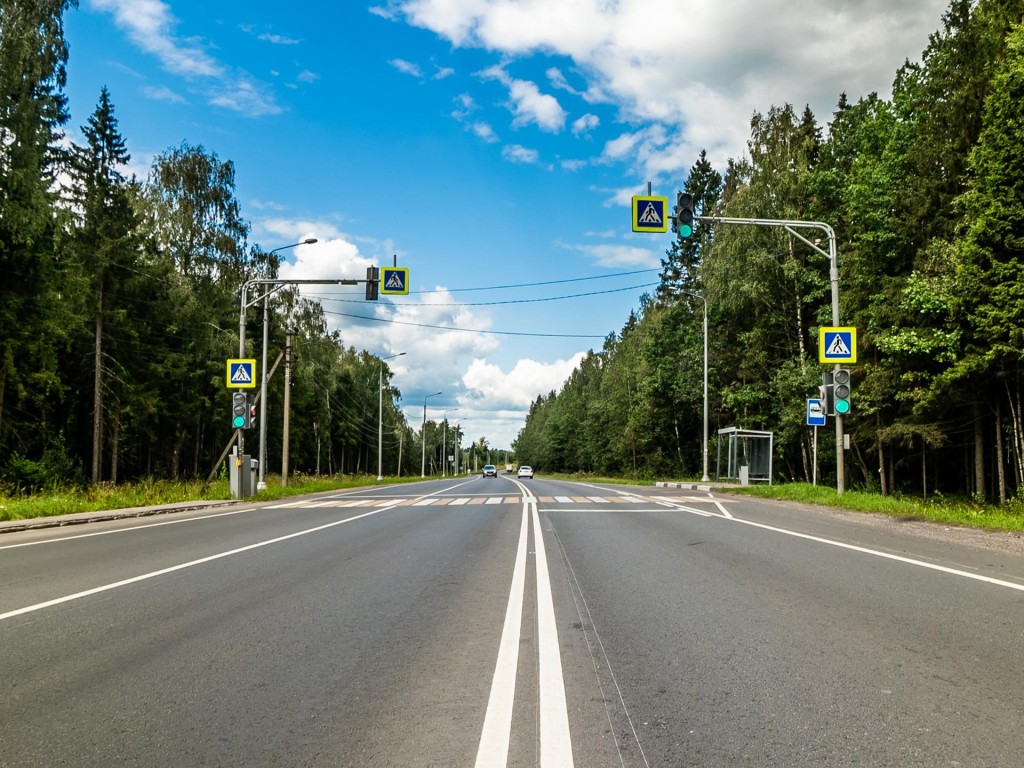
xmin=63 ymin=0 xmax=948 ymax=449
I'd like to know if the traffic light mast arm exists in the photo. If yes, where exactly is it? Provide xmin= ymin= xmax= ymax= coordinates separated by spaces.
xmin=696 ymin=213 xmax=846 ymax=494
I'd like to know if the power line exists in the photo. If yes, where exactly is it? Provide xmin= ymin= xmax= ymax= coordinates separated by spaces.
xmin=322 ymin=310 xmax=608 ymax=338
xmin=311 ymin=282 xmax=657 ymax=308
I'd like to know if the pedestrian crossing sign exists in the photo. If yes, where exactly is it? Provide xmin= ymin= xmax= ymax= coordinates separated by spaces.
xmin=226 ymin=359 xmax=257 ymax=388
xmin=380 ymin=266 xmax=410 ymax=295
xmin=631 ymin=195 xmax=669 ymax=233
xmin=819 ymin=327 xmax=857 ymax=363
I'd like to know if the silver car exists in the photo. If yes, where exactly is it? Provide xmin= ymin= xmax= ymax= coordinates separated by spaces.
xmin=482 ymin=464 xmax=497 ymax=477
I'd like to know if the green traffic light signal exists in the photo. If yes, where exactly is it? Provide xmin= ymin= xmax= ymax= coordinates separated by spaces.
xmin=833 ymin=369 xmax=852 ymax=414
xmin=232 ymin=391 xmax=248 ymax=429
xmin=675 ymin=192 xmax=694 ymax=239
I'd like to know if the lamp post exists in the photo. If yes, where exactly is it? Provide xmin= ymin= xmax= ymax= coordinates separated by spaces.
xmin=255 ymin=238 xmax=317 ymax=491
xmin=442 ymin=408 xmax=459 ymax=477
xmin=377 ymin=352 xmax=406 ymax=481
xmin=421 ymin=391 xmax=442 ymax=477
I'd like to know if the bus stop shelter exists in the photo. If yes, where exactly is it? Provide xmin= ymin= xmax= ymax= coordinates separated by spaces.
xmin=716 ymin=427 xmax=773 ymax=485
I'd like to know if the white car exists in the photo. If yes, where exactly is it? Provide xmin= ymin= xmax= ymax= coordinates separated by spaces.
xmin=517 ymin=465 xmax=534 ymax=479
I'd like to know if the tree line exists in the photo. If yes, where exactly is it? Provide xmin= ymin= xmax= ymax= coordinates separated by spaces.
xmin=0 ymin=0 xmax=454 ymax=491
xmin=514 ymin=0 xmax=1024 ymax=502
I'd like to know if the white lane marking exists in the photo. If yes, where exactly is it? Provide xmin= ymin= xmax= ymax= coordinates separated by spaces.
xmin=475 ymin=505 xmax=529 ymax=768
xmin=0 ymin=507 xmax=258 ymax=551
xmin=532 ymin=501 xmax=575 ymax=767
xmin=729 ymin=516 xmax=1024 ymax=592
xmin=413 ymin=499 xmax=437 ymax=506
xmin=486 ymin=497 xmax=504 ymax=505
xmin=450 ymin=498 xmax=470 ymax=506
xmin=0 ymin=501 xmax=406 ymax=622
xmin=555 ymin=496 xmax=573 ymax=504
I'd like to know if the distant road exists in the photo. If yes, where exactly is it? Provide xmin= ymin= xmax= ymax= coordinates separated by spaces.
xmin=3 ymin=475 xmax=1023 ymax=766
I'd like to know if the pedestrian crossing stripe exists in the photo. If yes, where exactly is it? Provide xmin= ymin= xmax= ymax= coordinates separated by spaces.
xmin=380 ymin=266 xmax=410 ymax=295
xmin=818 ymin=327 xmax=857 ymax=363
xmin=226 ymin=359 xmax=257 ymax=388
xmin=631 ymin=195 xmax=669 ymax=233
xmin=269 ymin=494 xmax=711 ymax=509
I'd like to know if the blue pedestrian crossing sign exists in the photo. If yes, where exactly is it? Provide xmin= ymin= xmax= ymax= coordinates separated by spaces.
xmin=226 ymin=359 xmax=256 ymax=389
xmin=819 ymin=327 xmax=857 ymax=363
xmin=631 ymin=195 xmax=669 ymax=233
xmin=807 ymin=398 xmax=826 ymax=427
xmin=380 ymin=266 xmax=410 ymax=295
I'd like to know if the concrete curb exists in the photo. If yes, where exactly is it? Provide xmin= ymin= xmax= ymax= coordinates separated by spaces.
xmin=0 ymin=499 xmax=236 ymax=535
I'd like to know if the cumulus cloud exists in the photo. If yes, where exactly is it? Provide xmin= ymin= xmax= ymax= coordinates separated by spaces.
xmin=461 ymin=354 xmax=586 ymax=411
xmin=396 ymin=0 xmax=949 ymax=170
xmin=479 ymin=65 xmax=567 ymax=133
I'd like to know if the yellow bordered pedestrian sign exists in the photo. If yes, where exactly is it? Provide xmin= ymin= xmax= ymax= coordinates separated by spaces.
xmin=819 ymin=327 xmax=857 ymax=364
xmin=631 ymin=195 xmax=669 ymax=233
xmin=380 ymin=266 xmax=410 ymax=295
xmin=226 ymin=359 xmax=257 ymax=388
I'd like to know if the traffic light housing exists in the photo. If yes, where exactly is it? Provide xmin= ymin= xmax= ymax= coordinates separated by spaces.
xmin=833 ymin=368 xmax=852 ymax=415
xmin=819 ymin=371 xmax=834 ymax=415
xmin=365 ymin=266 xmax=379 ymax=301
xmin=673 ymin=192 xmax=694 ymax=239
xmin=232 ymin=391 xmax=249 ymax=429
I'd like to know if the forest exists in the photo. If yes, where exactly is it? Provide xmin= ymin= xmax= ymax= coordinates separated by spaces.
xmin=513 ymin=0 xmax=1024 ymax=501
xmin=0 ymin=0 xmax=489 ymax=491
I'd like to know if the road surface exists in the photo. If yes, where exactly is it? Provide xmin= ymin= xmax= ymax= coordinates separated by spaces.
xmin=2 ymin=475 xmax=1023 ymax=766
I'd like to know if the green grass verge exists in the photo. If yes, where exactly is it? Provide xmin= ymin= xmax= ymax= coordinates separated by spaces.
xmin=722 ymin=483 xmax=1024 ymax=532
xmin=0 ymin=473 xmax=428 ymax=522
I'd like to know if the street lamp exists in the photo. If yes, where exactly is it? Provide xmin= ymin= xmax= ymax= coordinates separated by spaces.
xmin=442 ymin=408 xmax=459 ymax=477
xmin=377 ymin=352 xmax=406 ymax=481
xmin=255 ymin=238 xmax=317 ymax=491
xmin=421 ymin=391 xmax=442 ymax=477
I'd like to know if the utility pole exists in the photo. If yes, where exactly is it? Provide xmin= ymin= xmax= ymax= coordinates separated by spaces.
xmin=282 ymin=328 xmax=293 ymax=487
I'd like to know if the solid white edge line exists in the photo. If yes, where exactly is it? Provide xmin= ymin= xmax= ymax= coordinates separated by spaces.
xmin=475 ymin=503 xmax=529 ymax=768
xmin=730 ymin=515 xmax=1024 ymax=592
xmin=532 ymin=501 xmax=575 ymax=767
xmin=0 ymin=501 xmax=405 ymax=622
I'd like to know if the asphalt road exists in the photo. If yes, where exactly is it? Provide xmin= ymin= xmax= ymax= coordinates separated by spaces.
xmin=2 ymin=475 xmax=1023 ymax=766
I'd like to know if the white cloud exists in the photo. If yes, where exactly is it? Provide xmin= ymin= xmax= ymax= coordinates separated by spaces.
xmin=390 ymin=58 xmax=424 ymax=78
xmin=257 ymin=32 xmax=300 ymax=45
xmin=473 ymin=122 xmax=499 ymax=143
xmin=479 ymin=65 xmax=566 ymax=133
xmin=572 ymin=113 xmax=599 ymax=137
xmin=141 ymin=84 xmax=185 ymax=103
xmin=561 ymin=241 xmax=660 ymax=268
xmin=90 ymin=0 xmax=282 ymax=117
xmin=396 ymin=0 xmax=949 ymax=171
xmin=461 ymin=354 xmax=586 ymax=411
xmin=502 ymin=144 xmax=540 ymax=164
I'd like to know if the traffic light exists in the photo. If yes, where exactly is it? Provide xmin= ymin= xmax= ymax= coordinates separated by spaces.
xmin=673 ymin=192 xmax=694 ymax=239
xmin=365 ymin=266 xmax=379 ymax=301
xmin=232 ymin=391 xmax=249 ymax=429
xmin=833 ymin=368 xmax=852 ymax=415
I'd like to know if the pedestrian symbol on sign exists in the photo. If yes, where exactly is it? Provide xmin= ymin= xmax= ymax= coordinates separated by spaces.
xmin=638 ymin=203 xmax=662 ymax=225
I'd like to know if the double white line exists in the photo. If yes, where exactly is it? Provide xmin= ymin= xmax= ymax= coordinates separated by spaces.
xmin=475 ymin=493 xmax=574 ymax=767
